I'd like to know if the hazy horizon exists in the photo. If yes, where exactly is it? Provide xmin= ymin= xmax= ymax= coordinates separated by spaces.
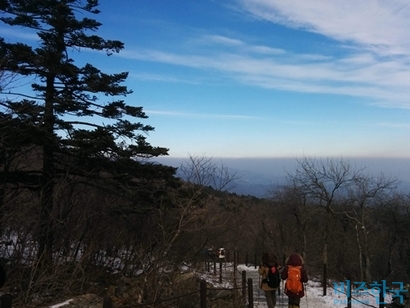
xmin=156 ymin=156 xmax=410 ymax=196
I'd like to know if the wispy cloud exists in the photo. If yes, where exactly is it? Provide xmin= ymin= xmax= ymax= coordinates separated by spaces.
xmin=120 ymin=2 xmax=410 ymax=109
xmin=204 ymin=35 xmax=244 ymax=46
xmin=0 ymin=27 xmax=38 ymax=41
xmin=145 ymin=110 xmax=261 ymax=120
xmin=190 ymin=34 xmax=286 ymax=56
xmin=237 ymin=0 xmax=410 ymax=56
xmin=129 ymin=73 xmax=201 ymax=85
xmin=121 ymin=44 xmax=410 ymax=108
xmin=146 ymin=110 xmax=323 ymax=126
xmin=249 ymin=45 xmax=285 ymax=55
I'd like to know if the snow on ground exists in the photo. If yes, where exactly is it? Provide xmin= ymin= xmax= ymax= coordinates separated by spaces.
xmin=238 ymin=264 xmax=395 ymax=308
xmin=48 ymin=263 xmax=399 ymax=308
xmin=49 ymin=299 xmax=72 ymax=308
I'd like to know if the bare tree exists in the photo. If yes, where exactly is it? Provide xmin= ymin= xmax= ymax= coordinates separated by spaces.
xmin=289 ymin=157 xmax=361 ymax=294
xmin=269 ymin=183 xmax=313 ymax=260
xmin=161 ymin=155 xmax=240 ymax=255
xmin=98 ymin=155 xmax=242 ymax=303
xmin=344 ymin=173 xmax=398 ymax=283
xmin=178 ymin=155 xmax=238 ymax=193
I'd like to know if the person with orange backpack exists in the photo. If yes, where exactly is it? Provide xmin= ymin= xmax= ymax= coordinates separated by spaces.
xmin=281 ymin=253 xmax=308 ymax=308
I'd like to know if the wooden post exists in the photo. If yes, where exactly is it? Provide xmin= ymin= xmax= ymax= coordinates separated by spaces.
xmin=254 ymin=253 xmax=257 ymax=269
xmin=233 ymin=251 xmax=237 ymax=283
xmin=245 ymin=251 xmax=248 ymax=266
xmin=242 ymin=270 xmax=247 ymax=301
xmin=247 ymin=278 xmax=254 ymax=308
xmin=200 ymin=279 xmax=207 ymax=308
xmin=379 ymin=287 xmax=384 ymax=308
xmin=102 ymin=297 xmax=112 ymax=308
xmin=213 ymin=261 xmax=216 ymax=276
xmin=347 ymin=280 xmax=352 ymax=308
xmin=0 ymin=294 xmax=12 ymax=308
xmin=323 ymin=242 xmax=328 ymax=296
xmin=322 ymin=263 xmax=327 ymax=296
xmin=219 ymin=261 xmax=223 ymax=283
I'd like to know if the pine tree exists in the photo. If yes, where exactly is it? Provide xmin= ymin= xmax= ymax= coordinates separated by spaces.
xmin=0 ymin=0 xmax=176 ymax=264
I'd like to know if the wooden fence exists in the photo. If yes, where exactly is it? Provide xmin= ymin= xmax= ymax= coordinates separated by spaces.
xmin=1 ymin=251 xmax=256 ymax=308
xmin=101 ymin=250 xmax=255 ymax=307
xmin=101 ymin=270 xmax=254 ymax=308
xmin=2 ymin=249 xmax=400 ymax=307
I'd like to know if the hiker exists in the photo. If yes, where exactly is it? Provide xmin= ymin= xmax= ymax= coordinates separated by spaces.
xmin=281 ymin=253 xmax=308 ymax=308
xmin=258 ymin=252 xmax=281 ymax=308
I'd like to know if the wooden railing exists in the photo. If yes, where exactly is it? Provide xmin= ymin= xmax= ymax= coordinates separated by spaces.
xmin=101 ymin=268 xmax=255 ymax=308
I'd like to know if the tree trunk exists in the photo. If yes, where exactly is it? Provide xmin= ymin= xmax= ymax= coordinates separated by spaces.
xmin=355 ymin=225 xmax=364 ymax=282
xmin=323 ymin=232 xmax=328 ymax=296
xmin=37 ymin=73 xmax=56 ymax=265
xmin=362 ymin=226 xmax=372 ymax=283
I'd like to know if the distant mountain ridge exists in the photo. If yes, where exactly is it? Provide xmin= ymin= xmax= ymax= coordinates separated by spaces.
xmin=155 ymin=156 xmax=410 ymax=198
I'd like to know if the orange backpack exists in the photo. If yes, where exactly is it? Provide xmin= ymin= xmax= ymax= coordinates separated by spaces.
xmin=285 ymin=265 xmax=303 ymax=294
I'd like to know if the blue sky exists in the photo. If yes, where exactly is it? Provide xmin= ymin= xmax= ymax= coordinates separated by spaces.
xmin=2 ymin=0 xmax=410 ymax=159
